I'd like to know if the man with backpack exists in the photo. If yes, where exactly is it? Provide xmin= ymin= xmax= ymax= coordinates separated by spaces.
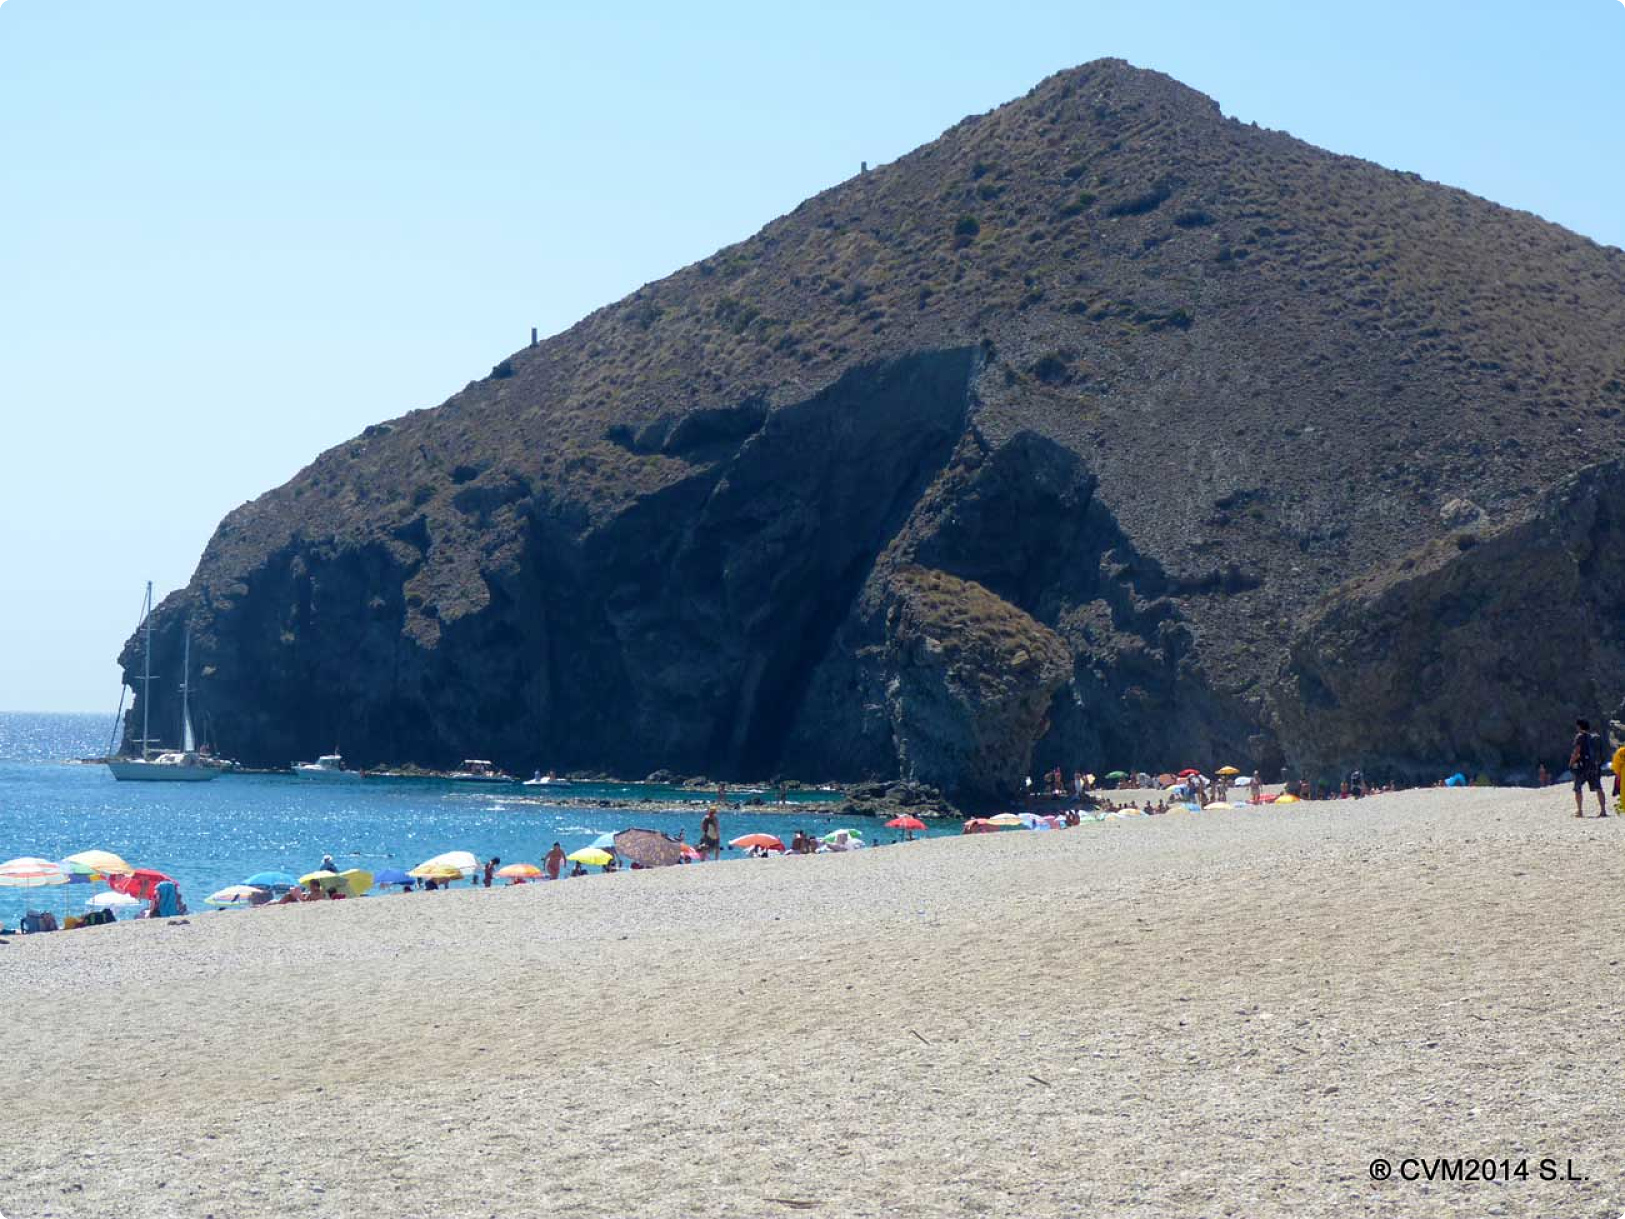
xmin=1570 ymin=717 xmax=1608 ymax=818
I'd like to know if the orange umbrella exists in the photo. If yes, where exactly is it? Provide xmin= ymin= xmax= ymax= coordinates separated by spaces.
xmin=496 ymin=862 xmax=542 ymax=880
xmin=885 ymin=815 xmax=927 ymax=831
xmin=728 ymin=833 xmax=785 ymax=852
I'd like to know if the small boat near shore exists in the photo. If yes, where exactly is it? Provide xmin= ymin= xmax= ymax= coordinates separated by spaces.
xmin=293 ymin=753 xmax=363 ymax=781
xmin=449 ymin=759 xmax=516 ymax=784
xmin=523 ymin=770 xmax=572 ymax=788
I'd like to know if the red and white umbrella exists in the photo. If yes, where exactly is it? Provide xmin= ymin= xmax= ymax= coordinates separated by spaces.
xmin=0 ymin=857 xmax=69 ymax=888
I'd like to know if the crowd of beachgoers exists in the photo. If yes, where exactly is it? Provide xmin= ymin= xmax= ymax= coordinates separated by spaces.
xmin=9 ymin=740 xmax=1617 ymax=938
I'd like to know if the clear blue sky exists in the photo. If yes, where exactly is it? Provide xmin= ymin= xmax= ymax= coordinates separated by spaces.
xmin=2 ymin=0 xmax=1621 ymax=712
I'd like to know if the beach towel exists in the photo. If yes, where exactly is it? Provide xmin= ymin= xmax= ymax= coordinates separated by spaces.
xmin=154 ymin=880 xmax=181 ymax=918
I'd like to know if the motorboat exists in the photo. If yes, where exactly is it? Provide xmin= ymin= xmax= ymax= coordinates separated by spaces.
xmin=522 ymin=769 xmax=572 ymax=787
xmin=293 ymin=753 xmax=363 ymax=781
xmin=448 ymin=759 xmax=516 ymax=784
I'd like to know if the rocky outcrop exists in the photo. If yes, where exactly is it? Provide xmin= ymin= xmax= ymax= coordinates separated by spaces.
xmin=122 ymin=59 xmax=1625 ymax=794
xmin=1271 ymin=458 xmax=1625 ymax=780
xmin=881 ymin=567 xmax=1072 ymax=800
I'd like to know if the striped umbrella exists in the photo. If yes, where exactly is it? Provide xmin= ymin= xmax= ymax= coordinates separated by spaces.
xmin=0 ymin=857 xmax=69 ymax=887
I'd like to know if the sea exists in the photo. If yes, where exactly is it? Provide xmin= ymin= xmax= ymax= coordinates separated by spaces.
xmin=0 ymin=711 xmax=951 ymax=928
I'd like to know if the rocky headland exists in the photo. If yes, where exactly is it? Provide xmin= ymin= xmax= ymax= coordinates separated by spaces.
xmin=122 ymin=60 xmax=1625 ymax=798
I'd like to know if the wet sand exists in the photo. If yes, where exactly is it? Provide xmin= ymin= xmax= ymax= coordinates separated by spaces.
xmin=4 ymin=786 xmax=1621 ymax=1218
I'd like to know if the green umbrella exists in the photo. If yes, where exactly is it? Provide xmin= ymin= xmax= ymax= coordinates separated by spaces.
xmin=1104 ymin=771 xmax=1129 ymax=780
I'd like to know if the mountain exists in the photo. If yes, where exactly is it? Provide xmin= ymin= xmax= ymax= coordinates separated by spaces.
xmin=122 ymin=59 xmax=1625 ymax=798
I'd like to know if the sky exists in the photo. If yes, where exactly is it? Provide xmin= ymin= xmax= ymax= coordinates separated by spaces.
xmin=2 ymin=0 xmax=1622 ymax=712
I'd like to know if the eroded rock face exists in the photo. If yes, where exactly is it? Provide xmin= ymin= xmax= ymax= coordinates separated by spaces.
xmin=1272 ymin=459 xmax=1625 ymax=780
xmin=122 ymin=59 xmax=1625 ymax=793
xmin=881 ymin=567 xmax=1072 ymax=801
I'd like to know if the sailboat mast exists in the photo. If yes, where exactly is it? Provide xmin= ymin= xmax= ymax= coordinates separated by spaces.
xmin=140 ymin=580 xmax=153 ymax=761
xmin=180 ymin=625 xmax=195 ymax=754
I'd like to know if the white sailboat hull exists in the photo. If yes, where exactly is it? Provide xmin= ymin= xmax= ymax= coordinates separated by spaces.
xmin=107 ymin=757 xmax=221 ymax=783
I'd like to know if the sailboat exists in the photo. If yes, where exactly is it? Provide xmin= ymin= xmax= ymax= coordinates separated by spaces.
xmin=106 ymin=582 xmax=224 ymax=783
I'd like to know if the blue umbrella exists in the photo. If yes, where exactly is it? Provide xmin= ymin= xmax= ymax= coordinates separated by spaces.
xmin=243 ymin=870 xmax=298 ymax=890
xmin=588 ymin=833 xmax=617 ymax=850
xmin=374 ymin=868 xmax=413 ymax=886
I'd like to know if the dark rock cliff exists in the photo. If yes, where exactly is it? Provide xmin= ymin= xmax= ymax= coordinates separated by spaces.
xmin=122 ymin=60 xmax=1625 ymax=795
xmin=1271 ymin=458 xmax=1625 ymax=781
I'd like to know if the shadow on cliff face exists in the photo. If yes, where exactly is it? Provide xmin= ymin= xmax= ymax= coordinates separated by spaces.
xmin=536 ymin=349 xmax=979 ymax=777
xmin=1271 ymin=457 xmax=1625 ymax=782
xmin=127 ymin=354 xmax=983 ymax=772
xmin=780 ymin=428 xmax=1270 ymax=800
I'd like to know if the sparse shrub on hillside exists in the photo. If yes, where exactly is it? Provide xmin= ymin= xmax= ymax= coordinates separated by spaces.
xmin=1106 ymin=181 xmax=1173 ymax=217
xmin=490 ymin=359 xmax=515 ymax=380
xmin=1058 ymin=191 xmax=1097 ymax=217
xmin=954 ymin=215 xmax=981 ymax=248
xmin=713 ymin=296 xmax=761 ymax=335
xmin=1031 ymin=351 xmax=1073 ymax=384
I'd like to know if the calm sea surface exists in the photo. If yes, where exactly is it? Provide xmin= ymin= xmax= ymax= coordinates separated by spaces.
xmin=0 ymin=711 xmax=947 ymax=928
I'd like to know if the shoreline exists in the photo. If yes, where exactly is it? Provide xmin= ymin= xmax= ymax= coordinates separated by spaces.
xmin=8 ymin=785 xmax=1622 ymax=1217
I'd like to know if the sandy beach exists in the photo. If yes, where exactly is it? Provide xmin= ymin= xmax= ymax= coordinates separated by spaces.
xmin=4 ymin=787 xmax=1621 ymax=1218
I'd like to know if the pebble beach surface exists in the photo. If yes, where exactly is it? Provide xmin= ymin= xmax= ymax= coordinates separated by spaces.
xmin=5 ymin=787 xmax=1622 ymax=1218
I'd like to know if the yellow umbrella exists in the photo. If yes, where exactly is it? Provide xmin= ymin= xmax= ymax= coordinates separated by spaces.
xmin=985 ymin=813 xmax=1024 ymax=827
xmin=337 ymin=868 xmax=373 ymax=896
xmin=1216 ymin=766 xmax=1241 ymax=777
xmin=566 ymin=847 xmax=613 ymax=866
xmin=1275 ymin=794 xmax=1300 ymax=805
xmin=1204 ymin=801 xmax=1233 ymax=810
xmin=408 ymin=862 xmax=464 ymax=880
xmin=63 ymin=849 xmax=135 ymax=876
xmin=297 ymin=870 xmax=345 ymax=890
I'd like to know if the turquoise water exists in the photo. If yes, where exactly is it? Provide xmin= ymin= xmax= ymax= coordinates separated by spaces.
xmin=0 ymin=712 xmax=945 ymax=928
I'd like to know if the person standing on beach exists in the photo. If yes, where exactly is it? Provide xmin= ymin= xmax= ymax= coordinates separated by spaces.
xmin=544 ymin=842 xmax=566 ymax=881
xmin=483 ymin=857 xmax=498 ymax=888
xmin=1570 ymin=718 xmax=1608 ymax=818
xmin=700 ymin=807 xmax=721 ymax=861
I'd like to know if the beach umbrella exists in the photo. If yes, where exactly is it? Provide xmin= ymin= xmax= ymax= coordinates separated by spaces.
xmin=86 ymin=891 xmax=141 ymax=910
xmin=1104 ymin=771 xmax=1129 ymax=781
xmin=373 ymin=868 xmax=413 ymax=887
xmin=107 ymin=869 xmax=173 ymax=901
xmin=1215 ymin=766 xmax=1241 ymax=777
xmin=496 ymin=862 xmax=543 ymax=880
xmin=566 ymin=847 xmax=614 ymax=867
xmin=1177 ymin=768 xmax=1202 ymax=778
xmin=984 ymin=814 xmax=1023 ymax=828
xmin=338 ymin=868 xmax=373 ymax=896
xmin=1204 ymin=801 xmax=1234 ymax=810
xmin=409 ymin=862 xmax=464 ymax=881
xmin=206 ymin=885 xmax=267 ymax=907
xmin=1275 ymin=794 xmax=1300 ymax=804
xmin=885 ymin=815 xmax=927 ymax=831
xmin=588 ymin=832 xmax=618 ymax=850
xmin=613 ymin=829 xmax=684 ymax=868
xmin=0 ymin=858 xmax=69 ymax=887
xmin=62 ymin=849 xmax=134 ymax=877
xmin=729 ymin=833 xmax=785 ymax=852
xmin=243 ymin=871 xmax=299 ymax=890
xmin=412 ymin=851 xmax=478 ymax=879
xmin=298 ymin=870 xmax=345 ymax=890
